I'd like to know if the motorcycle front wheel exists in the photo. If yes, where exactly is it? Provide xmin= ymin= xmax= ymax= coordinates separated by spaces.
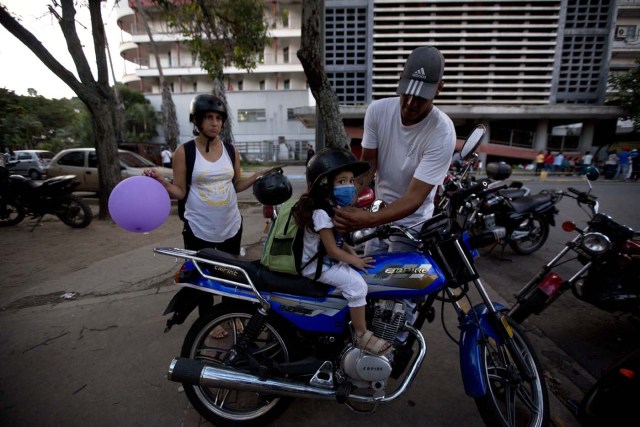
xmin=0 ymin=197 xmax=25 ymax=226
xmin=474 ymin=318 xmax=549 ymax=426
xmin=509 ymin=216 xmax=549 ymax=255
xmin=55 ymin=195 xmax=93 ymax=228
xmin=181 ymin=303 xmax=297 ymax=427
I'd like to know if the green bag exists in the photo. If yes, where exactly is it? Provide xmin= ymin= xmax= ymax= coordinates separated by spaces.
xmin=261 ymin=198 xmax=324 ymax=278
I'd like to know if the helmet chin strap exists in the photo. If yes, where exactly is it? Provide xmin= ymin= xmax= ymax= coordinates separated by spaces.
xmin=205 ymin=135 xmax=215 ymax=153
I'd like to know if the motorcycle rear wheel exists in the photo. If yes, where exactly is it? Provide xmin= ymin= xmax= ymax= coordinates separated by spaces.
xmin=474 ymin=318 xmax=549 ymax=426
xmin=55 ymin=195 xmax=92 ymax=228
xmin=509 ymin=216 xmax=549 ymax=255
xmin=0 ymin=197 xmax=25 ymax=226
xmin=181 ymin=303 xmax=296 ymax=427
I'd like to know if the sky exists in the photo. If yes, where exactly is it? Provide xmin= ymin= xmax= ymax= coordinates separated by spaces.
xmin=0 ymin=0 xmax=126 ymax=99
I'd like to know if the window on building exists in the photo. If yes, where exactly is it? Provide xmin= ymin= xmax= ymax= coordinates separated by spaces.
xmin=259 ymin=80 xmax=265 ymax=90
xmin=170 ymin=83 xmax=174 ymax=93
xmin=167 ymin=51 xmax=172 ymax=67
xmin=284 ymin=79 xmax=290 ymax=90
xmin=283 ymin=47 xmax=289 ymax=63
xmin=287 ymin=108 xmax=296 ymax=120
xmin=238 ymin=80 xmax=243 ymax=91
xmin=237 ymin=109 xmax=266 ymax=122
xmin=192 ymin=82 xmax=197 ymax=92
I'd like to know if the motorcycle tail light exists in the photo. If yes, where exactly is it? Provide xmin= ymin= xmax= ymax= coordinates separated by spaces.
xmin=539 ymin=272 xmax=563 ymax=297
xmin=562 ymin=221 xmax=576 ymax=232
xmin=580 ymin=232 xmax=611 ymax=255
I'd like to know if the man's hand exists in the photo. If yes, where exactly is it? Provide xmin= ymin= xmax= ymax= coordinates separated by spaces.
xmin=332 ymin=206 xmax=373 ymax=232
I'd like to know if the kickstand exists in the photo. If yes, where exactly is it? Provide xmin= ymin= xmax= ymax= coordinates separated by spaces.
xmin=486 ymin=241 xmax=512 ymax=262
xmin=29 ymin=216 xmax=43 ymax=232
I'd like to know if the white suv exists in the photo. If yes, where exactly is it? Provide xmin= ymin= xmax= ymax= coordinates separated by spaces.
xmin=7 ymin=150 xmax=55 ymax=180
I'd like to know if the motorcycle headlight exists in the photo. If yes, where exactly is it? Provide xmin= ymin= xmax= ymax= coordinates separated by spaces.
xmin=580 ymin=232 xmax=611 ymax=255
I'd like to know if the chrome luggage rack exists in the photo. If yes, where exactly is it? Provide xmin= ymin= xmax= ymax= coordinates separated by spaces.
xmin=153 ymin=247 xmax=269 ymax=308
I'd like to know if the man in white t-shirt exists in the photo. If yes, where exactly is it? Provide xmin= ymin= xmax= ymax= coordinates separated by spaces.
xmin=333 ymin=45 xmax=456 ymax=236
xmin=333 ymin=46 xmax=456 ymax=343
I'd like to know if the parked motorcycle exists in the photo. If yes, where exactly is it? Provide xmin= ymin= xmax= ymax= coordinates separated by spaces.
xmin=439 ymin=159 xmax=560 ymax=255
xmin=0 ymin=166 xmax=92 ymax=229
xmin=153 ymin=125 xmax=549 ymax=427
xmin=509 ymin=167 xmax=640 ymax=323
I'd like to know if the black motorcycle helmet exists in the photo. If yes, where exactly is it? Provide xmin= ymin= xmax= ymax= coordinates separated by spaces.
xmin=253 ymin=168 xmax=292 ymax=205
xmin=189 ymin=94 xmax=228 ymax=132
xmin=306 ymin=148 xmax=370 ymax=195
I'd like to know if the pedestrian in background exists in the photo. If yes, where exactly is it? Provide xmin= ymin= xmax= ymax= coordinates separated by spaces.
xmin=161 ymin=146 xmax=173 ymax=168
xmin=306 ymin=143 xmax=315 ymax=166
xmin=581 ymin=150 xmax=593 ymax=174
xmin=543 ymin=150 xmax=554 ymax=171
xmin=553 ymin=151 xmax=564 ymax=173
xmin=615 ymin=146 xmax=631 ymax=180
xmin=535 ymin=151 xmax=544 ymax=176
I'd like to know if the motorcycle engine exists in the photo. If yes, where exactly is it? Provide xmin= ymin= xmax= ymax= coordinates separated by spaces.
xmin=339 ymin=300 xmax=405 ymax=389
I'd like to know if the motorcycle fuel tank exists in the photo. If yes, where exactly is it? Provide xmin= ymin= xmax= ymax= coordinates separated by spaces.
xmin=361 ymin=251 xmax=446 ymax=298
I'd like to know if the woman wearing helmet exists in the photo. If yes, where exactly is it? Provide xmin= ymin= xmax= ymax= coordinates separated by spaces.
xmin=292 ymin=148 xmax=392 ymax=356
xmin=144 ymin=94 xmax=270 ymax=253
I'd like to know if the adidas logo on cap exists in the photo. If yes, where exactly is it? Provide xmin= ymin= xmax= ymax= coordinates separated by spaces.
xmin=412 ymin=68 xmax=427 ymax=79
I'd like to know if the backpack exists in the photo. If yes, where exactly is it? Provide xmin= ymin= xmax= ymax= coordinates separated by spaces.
xmin=178 ymin=139 xmax=236 ymax=221
xmin=260 ymin=198 xmax=324 ymax=279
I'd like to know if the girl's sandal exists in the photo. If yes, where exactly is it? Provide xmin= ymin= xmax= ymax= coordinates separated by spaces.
xmin=205 ymin=319 xmax=245 ymax=345
xmin=355 ymin=330 xmax=393 ymax=356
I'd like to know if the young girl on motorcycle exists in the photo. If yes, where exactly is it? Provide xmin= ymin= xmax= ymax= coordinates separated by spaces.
xmin=293 ymin=148 xmax=392 ymax=356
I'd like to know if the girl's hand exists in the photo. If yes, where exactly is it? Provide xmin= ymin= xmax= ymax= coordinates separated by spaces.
xmin=352 ymin=256 xmax=375 ymax=273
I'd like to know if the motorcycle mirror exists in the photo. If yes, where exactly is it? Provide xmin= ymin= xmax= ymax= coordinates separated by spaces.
xmin=584 ymin=166 xmax=599 ymax=182
xmin=460 ymin=124 xmax=487 ymax=160
xmin=562 ymin=221 xmax=576 ymax=232
xmin=356 ymin=187 xmax=375 ymax=208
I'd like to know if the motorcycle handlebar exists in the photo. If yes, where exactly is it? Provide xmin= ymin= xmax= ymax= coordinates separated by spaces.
xmin=566 ymin=187 xmax=598 ymax=205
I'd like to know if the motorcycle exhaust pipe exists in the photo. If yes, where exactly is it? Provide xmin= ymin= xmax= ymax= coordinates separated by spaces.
xmin=168 ymin=357 xmax=338 ymax=400
xmin=168 ymin=325 xmax=427 ymax=404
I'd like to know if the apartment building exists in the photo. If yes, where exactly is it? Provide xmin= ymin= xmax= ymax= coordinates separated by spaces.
xmin=116 ymin=0 xmax=639 ymax=164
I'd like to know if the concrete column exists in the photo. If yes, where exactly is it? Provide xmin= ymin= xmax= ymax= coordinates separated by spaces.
xmin=534 ymin=119 xmax=548 ymax=152
xmin=579 ymin=120 xmax=595 ymax=154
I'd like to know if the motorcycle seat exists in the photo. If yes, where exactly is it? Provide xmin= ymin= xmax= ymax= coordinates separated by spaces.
xmin=498 ymin=188 xmax=527 ymax=200
xmin=196 ymin=248 xmax=332 ymax=298
xmin=508 ymin=193 xmax=552 ymax=213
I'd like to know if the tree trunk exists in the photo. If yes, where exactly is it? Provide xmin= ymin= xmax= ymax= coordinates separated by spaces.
xmin=134 ymin=0 xmax=180 ymax=151
xmin=297 ymin=0 xmax=348 ymax=150
xmin=212 ymin=78 xmax=234 ymax=144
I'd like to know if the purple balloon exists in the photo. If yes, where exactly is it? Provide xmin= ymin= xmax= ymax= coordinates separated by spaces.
xmin=108 ymin=176 xmax=170 ymax=233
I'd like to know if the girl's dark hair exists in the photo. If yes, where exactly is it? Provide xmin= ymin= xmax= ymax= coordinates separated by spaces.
xmin=292 ymin=184 xmax=334 ymax=232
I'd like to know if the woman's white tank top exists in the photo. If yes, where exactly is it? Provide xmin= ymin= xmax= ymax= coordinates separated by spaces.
xmin=184 ymin=143 xmax=241 ymax=242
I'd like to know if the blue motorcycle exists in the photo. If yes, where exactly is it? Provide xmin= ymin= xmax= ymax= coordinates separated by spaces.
xmin=153 ymin=125 xmax=549 ymax=426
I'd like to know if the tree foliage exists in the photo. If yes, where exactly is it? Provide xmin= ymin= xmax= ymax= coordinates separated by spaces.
xmin=154 ymin=0 xmax=270 ymax=80
xmin=609 ymin=58 xmax=640 ymax=130
xmin=0 ymin=86 xmax=159 ymax=153
xmin=0 ymin=0 xmax=120 ymax=219
xmin=0 ymin=88 xmax=92 ymax=153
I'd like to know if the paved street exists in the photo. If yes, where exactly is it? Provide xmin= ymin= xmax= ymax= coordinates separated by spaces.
xmin=0 ymin=165 xmax=637 ymax=426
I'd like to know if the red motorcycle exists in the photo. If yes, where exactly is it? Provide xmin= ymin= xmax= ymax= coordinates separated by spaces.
xmin=509 ymin=168 xmax=640 ymax=323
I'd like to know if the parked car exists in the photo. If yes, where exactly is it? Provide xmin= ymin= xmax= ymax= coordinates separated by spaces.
xmin=46 ymin=148 xmax=173 ymax=193
xmin=6 ymin=150 xmax=55 ymax=180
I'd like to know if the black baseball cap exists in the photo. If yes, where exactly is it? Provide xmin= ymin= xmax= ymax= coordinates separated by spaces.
xmin=396 ymin=46 xmax=445 ymax=100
